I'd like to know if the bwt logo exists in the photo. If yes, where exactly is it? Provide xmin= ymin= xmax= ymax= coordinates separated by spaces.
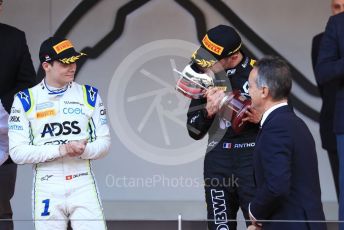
xmin=41 ymin=121 xmax=81 ymax=138
xmin=63 ymin=107 xmax=85 ymax=115
xmin=211 ymin=189 xmax=229 ymax=230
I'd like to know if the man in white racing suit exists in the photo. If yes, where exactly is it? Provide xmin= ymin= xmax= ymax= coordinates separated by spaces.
xmin=8 ymin=37 xmax=110 ymax=230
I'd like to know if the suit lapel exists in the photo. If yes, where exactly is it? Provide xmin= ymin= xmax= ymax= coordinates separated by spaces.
xmin=255 ymin=105 xmax=291 ymax=143
xmin=255 ymin=125 xmax=263 ymax=142
xmin=261 ymin=105 xmax=291 ymax=129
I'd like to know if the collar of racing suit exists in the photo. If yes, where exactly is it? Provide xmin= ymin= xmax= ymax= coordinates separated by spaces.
xmin=42 ymin=79 xmax=72 ymax=95
xmin=225 ymin=54 xmax=250 ymax=76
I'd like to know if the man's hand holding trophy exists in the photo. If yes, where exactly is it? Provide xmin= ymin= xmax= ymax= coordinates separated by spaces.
xmin=175 ymin=62 xmax=257 ymax=134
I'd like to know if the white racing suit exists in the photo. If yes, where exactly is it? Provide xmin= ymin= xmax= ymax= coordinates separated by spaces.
xmin=8 ymin=80 xmax=110 ymax=230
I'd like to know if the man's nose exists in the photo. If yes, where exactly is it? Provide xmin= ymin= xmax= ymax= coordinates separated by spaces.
xmin=69 ymin=63 xmax=76 ymax=71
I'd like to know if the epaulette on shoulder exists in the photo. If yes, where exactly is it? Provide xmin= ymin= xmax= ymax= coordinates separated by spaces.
xmin=16 ymin=88 xmax=33 ymax=113
xmin=82 ymin=85 xmax=98 ymax=109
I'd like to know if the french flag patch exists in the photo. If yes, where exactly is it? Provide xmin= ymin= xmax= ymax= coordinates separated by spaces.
xmin=223 ymin=143 xmax=232 ymax=149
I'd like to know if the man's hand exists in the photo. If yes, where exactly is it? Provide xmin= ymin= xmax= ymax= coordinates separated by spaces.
xmin=242 ymin=106 xmax=262 ymax=124
xmin=204 ymin=87 xmax=225 ymax=118
xmin=249 ymin=212 xmax=263 ymax=229
xmin=247 ymin=225 xmax=262 ymax=230
xmin=59 ymin=139 xmax=88 ymax=157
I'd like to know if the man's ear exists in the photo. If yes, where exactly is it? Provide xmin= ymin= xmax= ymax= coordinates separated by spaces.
xmin=41 ymin=62 xmax=50 ymax=72
xmin=261 ymin=86 xmax=269 ymax=99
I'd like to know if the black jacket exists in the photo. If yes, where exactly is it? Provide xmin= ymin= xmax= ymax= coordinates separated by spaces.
xmin=312 ymin=32 xmax=338 ymax=150
xmin=316 ymin=12 xmax=344 ymax=134
xmin=0 ymin=23 xmax=36 ymax=164
xmin=250 ymin=106 xmax=326 ymax=230
xmin=0 ymin=23 xmax=36 ymax=113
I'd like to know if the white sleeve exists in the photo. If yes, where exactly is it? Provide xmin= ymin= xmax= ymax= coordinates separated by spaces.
xmin=8 ymin=96 xmax=61 ymax=164
xmin=0 ymin=100 xmax=9 ymax=166
xmin=80 ymin=94 xmax=111 ymax=160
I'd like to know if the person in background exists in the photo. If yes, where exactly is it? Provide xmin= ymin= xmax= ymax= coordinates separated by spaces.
xmin=311 ymin=0 xmax=344 ymax=200
xmin=316 ymin=9 xmax=344 ymax=230
xmin=0 ymin=0 xmax=36 ymax=229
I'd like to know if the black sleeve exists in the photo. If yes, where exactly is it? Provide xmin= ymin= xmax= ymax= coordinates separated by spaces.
xmin=186 ymin=98 xmax=214 ymax=140
xmin=311 ymin=33 xmax=322 ymax=72
xmin=311 ymin=34 xmax=324 ymax=96
xmin=315 ymin=16 xmax=344 ymax=85
xmin=2 ymin=31 xmax=36 ymax=113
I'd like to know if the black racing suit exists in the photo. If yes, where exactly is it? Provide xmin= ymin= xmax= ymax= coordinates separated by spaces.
xmin=187 ymin=56 xmax=259 ymax=230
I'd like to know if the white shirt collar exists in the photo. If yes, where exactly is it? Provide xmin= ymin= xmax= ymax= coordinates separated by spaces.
xmin=260 ymin=102 xmax=288 ymax=127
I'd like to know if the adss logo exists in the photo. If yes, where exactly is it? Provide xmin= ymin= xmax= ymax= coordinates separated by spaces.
xmin=41 ymin=121 xmax=81 ymax=138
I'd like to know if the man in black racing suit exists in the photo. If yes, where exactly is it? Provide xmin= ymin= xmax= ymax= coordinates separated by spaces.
xmin=186 ymin=25 xmax=261 ymax=230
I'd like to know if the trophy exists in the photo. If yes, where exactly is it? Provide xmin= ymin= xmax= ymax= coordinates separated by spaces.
xmin=218 ymin=90 xmax=251 ymax=134
xmin=174 ymin=63 xmax=251 ymax=134
xmin=174 ymin=63 xmax=214 ymax=99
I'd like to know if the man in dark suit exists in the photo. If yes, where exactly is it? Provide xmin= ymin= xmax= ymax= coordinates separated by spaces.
xmin=316 ymin=11 xmax=344 ymax=230
xmin=248 ymin=56 xmax=326 ymax=230
xmin=0 ymin=1 xmax=36 ymax=229
xmin=311 ymin=0 xmax=344 ymax=201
